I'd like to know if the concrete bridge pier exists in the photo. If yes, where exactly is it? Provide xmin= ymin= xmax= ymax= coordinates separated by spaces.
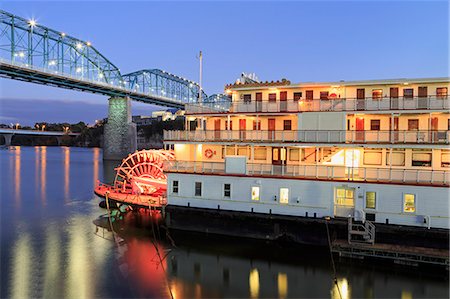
xmin=1 ymin=133 xmax=13 ymax=146
xmin=103 ymin=97 xmax=137 ymax=160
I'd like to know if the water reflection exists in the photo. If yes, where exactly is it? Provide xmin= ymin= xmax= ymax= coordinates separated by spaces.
xmin=63 ymin=147 xmax=70 ymax=201
xmin=14 ymin=147 xmax=21 ymax=208
xmin=11 ymin=232 xmax=32 ymax=299
xmin=1 ymin=147 xmax=448 ymax=299
xmin=92 ymin=147 xmax=100 ymax=189
xmin=40 ymin=146 xmax=47 ymax=205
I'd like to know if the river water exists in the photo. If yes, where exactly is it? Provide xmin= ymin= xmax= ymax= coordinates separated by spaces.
xmin=0 ymin=146 xmax=448 ymax=299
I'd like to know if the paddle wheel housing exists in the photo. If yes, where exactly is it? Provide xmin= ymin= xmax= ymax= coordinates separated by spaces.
xmin=114 ymin=150 xmax=175 ymax=196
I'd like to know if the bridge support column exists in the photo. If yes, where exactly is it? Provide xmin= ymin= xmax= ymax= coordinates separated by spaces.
xmin=1 ymin=134 xmax=13 ymax=146
xmin=103 ymin=97 xmax=137 ymax=160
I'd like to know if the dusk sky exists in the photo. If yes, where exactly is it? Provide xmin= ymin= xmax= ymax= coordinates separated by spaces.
xmin=0 ymin=1 xmax=448 ymax=126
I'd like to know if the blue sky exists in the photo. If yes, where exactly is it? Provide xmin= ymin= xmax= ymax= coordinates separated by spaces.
xmin=0 ymin=1 xmax=448 ymax=125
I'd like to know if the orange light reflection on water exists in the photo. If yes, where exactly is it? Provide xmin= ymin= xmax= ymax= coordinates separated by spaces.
xmin=40 ymin=146 xmax=47 ymax=205
xmin=93 ymin=147 xmax=100 ymax=190
xmin=63 ymin=147 xmax=70 ymax=201
xmin=14 ymin=147 xmax=21 ymax=208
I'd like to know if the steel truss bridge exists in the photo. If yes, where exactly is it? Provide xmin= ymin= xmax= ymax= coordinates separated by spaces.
xmin=0 ymin=10 xmax=228 ymax=108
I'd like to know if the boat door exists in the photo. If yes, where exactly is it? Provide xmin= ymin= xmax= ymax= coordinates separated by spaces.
xmin=418 ymin=86 xmax=428 ymax=109
xmin=390 ymin=87 xmax=399 ymax=109
xmin=239 ymin=119 xmax=246 ymax=140
xmin=280 ymin=91 xmax=287 ymax=112
xmin=272 ymin=147 xmax=286 ymax=166
xmin=355 ymin=117 xmax=365 ymax=142
xmin=356 ymin=88 xmax=365 ymax=110
xmin=334 ymin=186 xmax=355 ymax=218
xmin=431 ymin=117 xmax=438 ymax=142
xmin=389 ymin=116 xmax=399 ymax=142
xmin=214 ymin=119 xmax=221 ymax=140
xmin=268 ymin=118 xmax=275 ymax=140
xmin=256 ymin=92 xmax=262 ymax=112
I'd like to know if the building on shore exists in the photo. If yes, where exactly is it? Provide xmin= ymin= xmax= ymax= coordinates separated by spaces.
xmin=163 ymin=76 xmax=449 ymax=232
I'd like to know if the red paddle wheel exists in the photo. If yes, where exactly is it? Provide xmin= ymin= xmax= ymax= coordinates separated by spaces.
xmin=95 ymin=150 xmax=175 ymax=207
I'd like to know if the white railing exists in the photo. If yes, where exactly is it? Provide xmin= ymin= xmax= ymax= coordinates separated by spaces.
xmin=164 ymin=130 xmax=450 ymax=144
xmin=185 ymin=96 xmax=450 ymax=114
xmin=163 ymin=161 xmax=450 ymax=186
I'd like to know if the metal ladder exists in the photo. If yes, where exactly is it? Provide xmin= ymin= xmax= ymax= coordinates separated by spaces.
xmin=348 ymin=217 xmax=375 ymax=245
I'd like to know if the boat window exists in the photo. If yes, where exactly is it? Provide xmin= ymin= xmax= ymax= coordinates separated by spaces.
xmin=412 ymin=150 xmax=432 ymax=167
xmin=224 ymin=184 xmax=231 ymax=198
xmin=254 ymin=147 xmax=267 ymax=161
xmin=195 ymin=182 xmax=202 ymax=196
xmin=251 ymin=187 xmax=260 ymax=201
xmin=365 ymin=191 xmax=376 ymax=209
xmin=335 ymin=187 xmax=354 ymax=206
xmin=279 ymin=188 xmax=289 ymax=204
xmin=403 ymin=194 xmax=416 ymax=213
xmin=386 ymin=150 xmax=405 ymax=166
xmin=172 ymin=181 xmax=179 ymax=194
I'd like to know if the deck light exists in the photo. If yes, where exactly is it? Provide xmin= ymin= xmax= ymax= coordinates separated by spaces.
xmin=28 ymin=19 xmax=37 ymax=27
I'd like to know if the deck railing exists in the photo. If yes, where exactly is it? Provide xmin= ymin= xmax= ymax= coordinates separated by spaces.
xmin=185 ymin=96 xmax=450 ymax=114
xmin=164 ymin=130 xmax=450 ymax=144
xmin=163 ymin=161 xmax=450 ymax=186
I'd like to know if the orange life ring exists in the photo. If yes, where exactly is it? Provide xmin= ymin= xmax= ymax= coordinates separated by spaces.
xmin=205 ymin=148 xmax=214 ymax=158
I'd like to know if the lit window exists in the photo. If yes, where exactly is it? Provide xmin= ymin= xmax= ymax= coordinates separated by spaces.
xmin=224 ymin=184 xmax=231 ymax=198
xmin=172 ymin=180 xmax=179 ymax=194
xmin=289 ymin=148 xmax=300 ymax=161
xmin=293 ymin=92 xmax=302 ymax=101
xmin=279 ymin=188 xmax=289 ymax=204
xmin=251 ymin=186 xmax=260 ymax=201
xmin=403 ymin=194 xmax=415 ymax=213
xmin=195 ymin=182 xmax=202 ymax=196
xmin=408 ymin=119 xmax=419 ymax=130
xmin=436 ymin=87 xmax=448 ymax=99
xmin=320 ymin=91 xmax=329 ymax=100
xmin=412 ymin=150 xmax=432 ymax=167
xmin=370 ymin=119 xmax=380 ymax=131
xmin=283 ymin=120 xmax=292 ymax=130
xmin=253 ymin=120 xmax=261 ymax=130
xmin=335 ymin=187 xmax=354 ymax=206
xmin=366 ymin=192 xmax=376 ymax=209
xmin=254 ymin=147 xmax=267 ymax=160
xmin=372 ymin=89 xmax=383 ymax=100
xmin=403 ymin=88 xmax=414 ymax=98
xmin=441 ymin=150 xmax=450 ymax=168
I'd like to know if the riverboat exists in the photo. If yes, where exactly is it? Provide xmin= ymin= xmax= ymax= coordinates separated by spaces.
xmin=162 ymin=76 xmax=450 ymax=246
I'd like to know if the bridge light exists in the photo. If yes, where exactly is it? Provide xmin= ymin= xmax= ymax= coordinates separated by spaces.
xmin=18 ymin=52 xmax=25 ymax=58
xmin=98 ymin=73 xmax=104 ymax=78
xmin=76 ymin=43 xmax=83 ymax=50
xmin=86 ymin=41 xmax=91 ymax=47
xmin=76 ymin=67 xmax=82 ymax=73
xmin=61 ymin=32 xmax=66 ymax=37
xmin=28 ymin=19 xmax=37 ymax=28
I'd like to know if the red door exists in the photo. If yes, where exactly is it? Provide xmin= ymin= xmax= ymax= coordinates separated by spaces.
xmin=239 ymin=119 xmax=246 ymax=140
xmin=431 ymin=117 xmax=438 ymax=141
xmin=268 ymin=118 xmax=275 ymax=140
xmin=280 ymin=91 xmax=287 ymax=112
xmin=355 ymin=117 xmax=365 ymax=142
xmin=214 ymin=119 xmax=221 ymax=140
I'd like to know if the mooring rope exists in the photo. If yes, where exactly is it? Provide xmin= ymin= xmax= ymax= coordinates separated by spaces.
xmin=325 ymin=218 xmax=343 ymax=299
xmin=148 ymin=201 xmax=174 ymax=299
